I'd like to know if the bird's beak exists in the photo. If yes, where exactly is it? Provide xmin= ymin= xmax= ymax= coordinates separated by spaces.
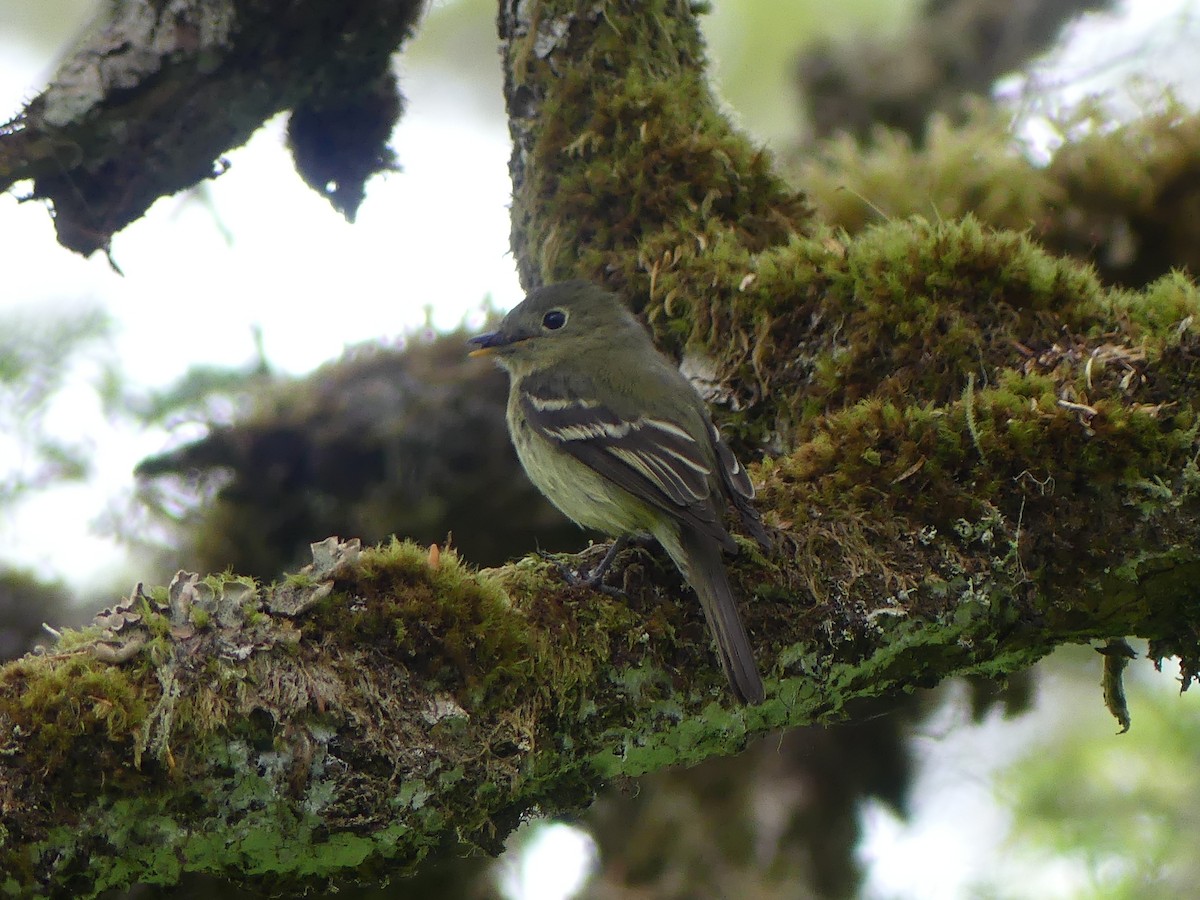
xmin=468 ymin=330 xmax=528 ymax=357
xmin=467 ymin=330 xmax=505 ymax=358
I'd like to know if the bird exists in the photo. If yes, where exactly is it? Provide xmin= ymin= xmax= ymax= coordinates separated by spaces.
xmin=469 ymin=280 xmax=768 ymax=704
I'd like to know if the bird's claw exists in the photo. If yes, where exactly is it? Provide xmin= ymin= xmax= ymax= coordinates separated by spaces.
xmin=539 ymin=538 xmax=630 ymax=599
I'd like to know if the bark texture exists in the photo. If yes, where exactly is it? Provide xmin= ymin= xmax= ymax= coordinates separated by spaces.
xmin=0 ymin=0 xmax=422 ymax=256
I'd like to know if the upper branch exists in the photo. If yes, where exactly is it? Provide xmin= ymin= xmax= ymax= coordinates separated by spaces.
xmin=0 ymin=0 xmax=423 ymax=256
xmin=498 ymin=0 xmax=813 ymax=294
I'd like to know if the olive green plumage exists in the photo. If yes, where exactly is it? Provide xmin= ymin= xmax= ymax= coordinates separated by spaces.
xmin=469 ymin=280 xmax=768 ymax=704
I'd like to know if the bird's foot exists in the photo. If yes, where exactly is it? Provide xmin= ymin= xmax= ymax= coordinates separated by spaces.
xmin=540 ymin=536 xmax=631 ymax=598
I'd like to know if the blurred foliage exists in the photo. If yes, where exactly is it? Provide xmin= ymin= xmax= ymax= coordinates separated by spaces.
xmin=114 ymin=363 xmax=266 ymax=429
xmin=406 ymin=0 xmax=507 ymax=92
xmin=979 ymin=648 xmax=1200 ymax=898
xmin=0 ymin=306 xmax=109 ymax=660
xmin=793 ymin=0 xmax=1114 ymax=142
xmin=106 ymin=325 xmax=270 ymax=428
xmin=0 ymin=305 xmax=110 ymax=505
xmin=405 ymin=0 xmax=919 ymax=147
xmin=583 ymin=700 xmax=916 ymax=900
xmin=581 ymin=673 xmax=1031 ymax=900
xmin=700 ymin=0 xmax=917 ymax=147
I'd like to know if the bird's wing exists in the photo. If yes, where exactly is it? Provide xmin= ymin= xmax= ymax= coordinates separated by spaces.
xmin=708 ymin=417 xmax=772 ymax=549
xmin=709 ymin=418 xmax=754 ymax=501
xmin=518 ymin=383 xmax=721 ymax=527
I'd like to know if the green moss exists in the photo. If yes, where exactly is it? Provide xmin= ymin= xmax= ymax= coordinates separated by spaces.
xmin=302 ymin=539 xmax=538 ymax=708
xmin=0 ymin=652 xmax=150 ymax=770
xmin=1109 ymin=271 xmax=1200 ymax=339
xmin=53 ymin=624 xmax=109 ymax=651
xmin=509 ymin=0 xmax=809 ymax=296
xmin=5 ymin=735 xmax=425 ymax=896
xmin=799 ymin=104 xmax=1055 ymax=236
xmin=283 ymin=570 xmax=319 ymax=589
xmin=141 ymin=605 xmax=171 ymax=640
xmin=798 ymin=98 xmax=1200 ymax=285
xmin=764 ymin=367 xmax=1189 ymax=518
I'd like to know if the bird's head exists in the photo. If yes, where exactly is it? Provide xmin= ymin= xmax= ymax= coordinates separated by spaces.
xmin=468 ymin=280 xmax=646 ymax=376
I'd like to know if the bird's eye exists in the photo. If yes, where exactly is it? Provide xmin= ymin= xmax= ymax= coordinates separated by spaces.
xmin=542 ymin=309 xmax=568 ymax=330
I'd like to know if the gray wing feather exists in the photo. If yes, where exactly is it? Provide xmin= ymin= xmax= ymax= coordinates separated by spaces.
xmin=710 ymin=420 xmax=754 ymax=499
xmin=709 ymin=419 xmax=772 ymax=551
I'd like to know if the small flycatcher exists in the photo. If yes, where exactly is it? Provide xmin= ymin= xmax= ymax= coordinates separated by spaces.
xmin=469 ymin=281 xmax=768 ymax=704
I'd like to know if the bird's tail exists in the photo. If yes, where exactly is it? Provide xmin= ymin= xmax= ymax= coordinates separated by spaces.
xmin=668 ymin=526 xmax=765 ymax=705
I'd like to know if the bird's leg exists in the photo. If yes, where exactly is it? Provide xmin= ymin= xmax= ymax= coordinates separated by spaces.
xmin=540 ymin=536 xmax=632 ymax=598
xmin=586 ymin=535 xmax=630 ymax=585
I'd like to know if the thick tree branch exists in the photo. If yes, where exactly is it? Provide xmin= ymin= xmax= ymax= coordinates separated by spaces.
xmin=0 ymin=0 xmax=422 ymax=256
xmin=3 ymin=1 xmax=1200 ymax=896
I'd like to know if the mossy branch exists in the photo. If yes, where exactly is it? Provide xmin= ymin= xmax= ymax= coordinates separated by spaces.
xmin=3 ymin=0 xmax=1200 ymax=895
xmin=0 ymin=0 xmax=423 ymax=256
xmin=495 ymin=1 xmax=1200 ymax=688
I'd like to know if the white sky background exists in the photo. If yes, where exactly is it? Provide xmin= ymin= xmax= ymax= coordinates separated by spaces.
xmin=2 ymin=1 xmax=1200 ymax=899
xmin=0 ymin=0 xmax=523 ymax=591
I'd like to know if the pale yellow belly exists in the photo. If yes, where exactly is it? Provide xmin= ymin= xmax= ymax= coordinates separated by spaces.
xmin=510 ymin=414 xmax=660 ymax=538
